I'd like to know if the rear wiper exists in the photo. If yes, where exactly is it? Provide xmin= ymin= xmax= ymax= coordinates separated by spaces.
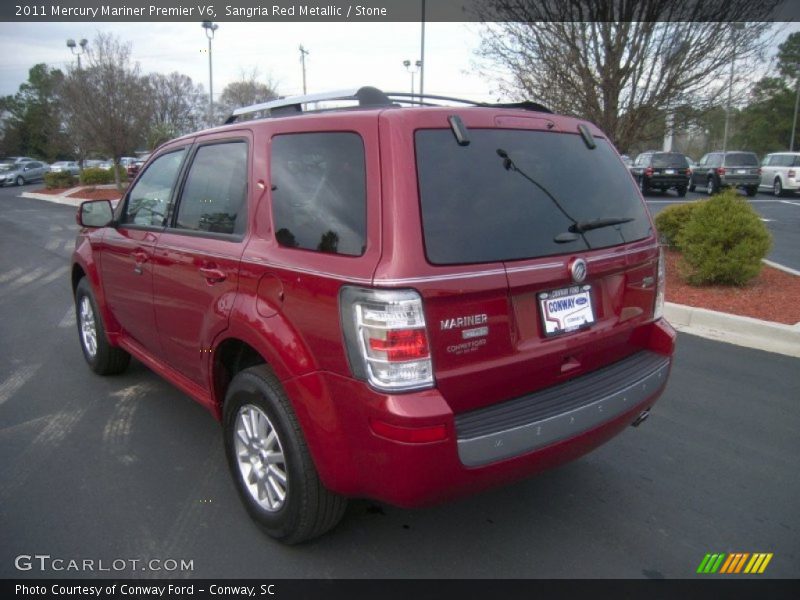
xmin=569 ymin=217 xmax=634 ymax=234
xmin=496 ymin=148 xmax=591 ymax=249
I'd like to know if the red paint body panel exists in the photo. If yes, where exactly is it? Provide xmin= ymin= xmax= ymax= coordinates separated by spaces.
xmin=283 ymin=317 xmax=675 ymax=507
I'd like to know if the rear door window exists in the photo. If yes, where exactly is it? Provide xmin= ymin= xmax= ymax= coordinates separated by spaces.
xmin=270 ymin=132 xmax=366 ymax=256
xmin=415 ymin=129 xmax=652 ymax=265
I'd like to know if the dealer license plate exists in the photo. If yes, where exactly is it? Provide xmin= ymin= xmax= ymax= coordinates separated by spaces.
xmin=538 ymin=285 xmax=595 ymax=336
xmin=737 ymin=169 xmax=747 ymax=174
xmin=665 ymin=169 xmax=675 ymax=174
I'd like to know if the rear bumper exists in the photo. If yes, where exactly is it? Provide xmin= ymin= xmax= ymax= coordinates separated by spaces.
xmin=721 ymin=175 xmax=760 ymax=187
xmin=285 ymin=318 xmax=676 ymax=508
xmin=646 ymin=175 xmax=689 ymax=188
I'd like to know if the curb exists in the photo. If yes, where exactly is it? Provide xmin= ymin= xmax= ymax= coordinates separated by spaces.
xmin=664 ymin=302 xmax=800 ymax=358
xmin=762 ymin=259 xmax=800 ymax=277
xmin=20 ymin=184 xmax=120 ymax=207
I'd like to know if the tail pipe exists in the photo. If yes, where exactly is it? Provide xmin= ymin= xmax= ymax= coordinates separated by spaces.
xmin=631 ymin=409 xmax=650 ymax=428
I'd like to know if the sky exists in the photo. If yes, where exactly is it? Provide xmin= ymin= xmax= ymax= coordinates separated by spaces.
xmin=0 ymin=21 xmax=498 ymax=102
xmin=0 ymin=21 xmax=799 ymax=107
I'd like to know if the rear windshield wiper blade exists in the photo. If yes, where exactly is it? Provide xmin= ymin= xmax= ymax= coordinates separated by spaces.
xmin=569 ymin=217 xmax=634 ymax=234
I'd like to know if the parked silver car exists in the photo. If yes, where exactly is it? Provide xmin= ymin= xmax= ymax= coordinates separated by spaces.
xmin=759 ymin=152 xmax=800 ymax=197
xmin=0 ymin=160 xmax=49 ymax=186
xmin=50 ymin=161 xmax=80 ymax=175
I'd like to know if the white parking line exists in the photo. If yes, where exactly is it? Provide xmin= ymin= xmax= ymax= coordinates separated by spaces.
xmin=0 ymin=364 xmax=41 ymax=407
xmin=780 ymin=200 xmax=800 ymax=207
xmin=0 ymin=267 xmax=23 ymax=284
xmin=58 ymin=304 xmax=75 ymax=328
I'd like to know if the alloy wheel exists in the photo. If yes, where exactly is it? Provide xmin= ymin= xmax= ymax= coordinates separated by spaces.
xmin=233 ymin=404 xmax=288 ymax=512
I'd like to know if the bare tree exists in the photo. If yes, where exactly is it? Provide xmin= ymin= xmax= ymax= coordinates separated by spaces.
xmin=474 ymin=0 xmax=781 ymax=152
xmin=148 ymin=71 xmax=205 ymax=146
xmin=217 ymin=69 xmax=279 ymax=121
xmin=62 ymin=33 xmax=151 ymax=189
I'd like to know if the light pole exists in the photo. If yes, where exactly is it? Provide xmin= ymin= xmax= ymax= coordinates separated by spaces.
xmin=403 ymin=59 xmax=422 ymax=103
xmin=202 ymin=20 xmax=219 ymax=127
xmin=722 ymin=23 xmax=744 ymax=153
xmin=66 ymin=38 xmax=88 ymax=69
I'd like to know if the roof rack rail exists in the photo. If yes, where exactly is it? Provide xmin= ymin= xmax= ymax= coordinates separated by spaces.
xmin=225 ymin=86 xmax=391 ymax=123
xmin=224 ymin=86 xmax=551 ymax=124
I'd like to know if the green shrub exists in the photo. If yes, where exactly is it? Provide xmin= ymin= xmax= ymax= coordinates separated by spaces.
xmin=80 ymin=167 xmax=113 ymax=185
xmin=43 ymin=171 xmax=76 ymax=189
xmin=677 ymin=188 xmax=772 ymax=286
xmin=654 ymin=202 xmax=701 ymax=246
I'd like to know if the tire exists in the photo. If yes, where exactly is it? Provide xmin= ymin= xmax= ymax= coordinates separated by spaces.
xmin=639 ymin=176 xmax=649 ymax=196
xmin=15 ymin=175 xmax=24 ymax=186
xmin=75 ymin=278 xmax=130 ymax=375
xmin=223 ymin=365 xmax=347 ymax=544
xmin=773 ymin=178 xmax=784 ymax=197
xmin=706 ymin=176 xmax=717 ymax=195
xmin=746 ymin=186 xmax=758 ymax=197
xmin=676 ymin=186 xmax=687 ymax=198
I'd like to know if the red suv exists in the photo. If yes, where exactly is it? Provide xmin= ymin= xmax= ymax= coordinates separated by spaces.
xmin=72 ymin=87 xmax=675 ymax=544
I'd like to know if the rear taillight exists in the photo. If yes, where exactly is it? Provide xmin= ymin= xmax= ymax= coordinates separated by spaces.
xmin=340 ymin=287 xmax=434 ymax=392
xmin=685 ymin=168 xmax=692 ymax=176
xmin=645 ymin=167 xmax=654 ymax=177
xmin=787 ymin=169 xmax=793 ymax=178
xmin=654 ymin=246 xmax=666 ymax=320
xmin=716 ymin=167 xmax=726 ymax=175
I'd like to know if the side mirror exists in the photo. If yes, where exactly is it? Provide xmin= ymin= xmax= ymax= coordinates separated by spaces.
xmin=77 ymin=200 xmax=114 ymax=228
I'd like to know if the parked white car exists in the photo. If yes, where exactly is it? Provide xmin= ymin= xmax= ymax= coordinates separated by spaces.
xmin=50 ymin=161 xmax=80 ymax=175
xmin=759 ymin=152 xmax=800 ymax=197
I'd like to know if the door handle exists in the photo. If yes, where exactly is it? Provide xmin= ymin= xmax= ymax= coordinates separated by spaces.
xmin=199 ymin=266 xmax=226 ymax=284
xmin=132 ymin=250 xmax=148 ymax=275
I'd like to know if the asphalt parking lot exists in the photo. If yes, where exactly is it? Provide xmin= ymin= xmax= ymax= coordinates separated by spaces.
xmin=0 ymin=184 xmax=798 ymax=579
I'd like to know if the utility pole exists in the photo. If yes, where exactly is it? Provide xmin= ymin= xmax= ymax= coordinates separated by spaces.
xmin=299 ymin=45 xmax=309 ymax=95
xmin=792 ymin=64 xmax=800 ymax=152
xmin=419 ymin=0 xmax=426 ymax=100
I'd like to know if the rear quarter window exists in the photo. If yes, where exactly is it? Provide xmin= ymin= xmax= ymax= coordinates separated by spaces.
xmin=270 ymin=132 xmax=366 ymax=256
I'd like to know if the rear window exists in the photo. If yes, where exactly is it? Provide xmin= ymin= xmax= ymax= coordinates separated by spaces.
xmin=415 ymin=129 xmax=652 ymax=265
xmin=652 ymin=153 xmax=688 ymax=168
xmin=724 ymin=153 xmax=758 ymax=167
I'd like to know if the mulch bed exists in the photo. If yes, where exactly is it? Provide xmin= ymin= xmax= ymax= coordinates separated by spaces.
xmin=66 ymin=188 xmax=123 ymax=201
xmin=665 ymin=249 xmax=800 ymax=325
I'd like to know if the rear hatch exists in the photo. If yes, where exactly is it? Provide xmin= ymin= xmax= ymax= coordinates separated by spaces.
xmin=650 ymin=152 xmax=690 ymax=184
xmin=723 ymin=152 xmax=760 ymax=183
xmin=413 ymin=121 xmax=659 ymax=414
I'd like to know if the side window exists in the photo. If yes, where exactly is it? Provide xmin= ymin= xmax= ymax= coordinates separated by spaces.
xmin=174 ymin=141 xmax=248 ymax=236
xmin=698 ymin=154 xmax=708 ymax=166
xmin=270 ymin=132 xmax=366 ymax=256
xmin=762 ymin=156 xmax=772 ymax=166
xmin=121 ymin=149 xmax=186 ymax=227
xmin=781 ymin=155 xmax=794 ymax=167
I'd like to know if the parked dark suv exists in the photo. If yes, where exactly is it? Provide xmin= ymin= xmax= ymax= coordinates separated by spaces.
xmin=71 ymin=87 xmax=675 ymax=543
xmin=690 ymin=151 xmax=760 ymax=196
xmin=630 ymin=151 xmax=691 ymax=196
